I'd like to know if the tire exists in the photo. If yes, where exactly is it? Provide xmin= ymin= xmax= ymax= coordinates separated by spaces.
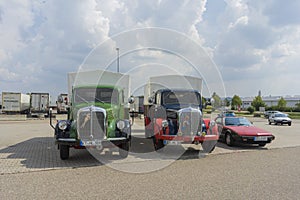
xmin=119 ymin=141 xmax=129 ymax=158
xmin=269 ymin=121 xmax=271 ymax=125
xmin=202 ymin=141 xmax=216 ymax=153
xmin=288 ymin=122 xmax=292 ymax=126
xmin=259 ymin=143 xmax=266 ymax=147
xmin=225 ymin=133 xmax=234 ymax=146
xmin=59 ymin=144 xmax=69 ymax=160
xmin=153 ymin=138 xmax=164 ymax=151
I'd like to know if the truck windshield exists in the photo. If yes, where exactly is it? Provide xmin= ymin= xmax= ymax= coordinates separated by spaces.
xmin=162 ymin=91 xmax=200 ymax=105
xmin=74 ymin=87 xmax=119 ymax=104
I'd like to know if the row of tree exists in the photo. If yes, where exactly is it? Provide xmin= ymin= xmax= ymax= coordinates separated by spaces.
xmin=206 ymin=93 xmax=300 ymax=112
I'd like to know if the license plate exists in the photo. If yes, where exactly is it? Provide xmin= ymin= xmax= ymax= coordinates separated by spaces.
xmin=254 ymin=136 xmax=268 ymax=141
xmin=164 ymin=140 xmax=182 ymax=145
xmin=81 ymin=140 xmax=102 ymax=146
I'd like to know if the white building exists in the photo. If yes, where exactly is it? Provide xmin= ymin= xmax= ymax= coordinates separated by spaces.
xmin=241 ymin=95 xmax=300 ymax=109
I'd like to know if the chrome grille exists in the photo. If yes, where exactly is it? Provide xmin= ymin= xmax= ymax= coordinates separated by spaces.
xmin=179 ymin=108 xmax=201 ymax=136
xmin=78 ymin=108 xmax=105 ymax=141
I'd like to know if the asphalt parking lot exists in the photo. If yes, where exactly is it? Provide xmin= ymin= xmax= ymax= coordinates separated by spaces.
xmin=0 ymin=116 xmax=300 ymax=174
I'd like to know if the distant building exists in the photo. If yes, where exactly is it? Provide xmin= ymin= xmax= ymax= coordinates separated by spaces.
xmin=241 ymin=95 xmax=300 ymax=109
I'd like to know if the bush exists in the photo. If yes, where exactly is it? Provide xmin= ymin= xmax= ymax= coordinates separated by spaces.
xmin=253 ymin=113 xmax=261 ymax=117
xmin=247 ymin=106 xmax=255 ymax=114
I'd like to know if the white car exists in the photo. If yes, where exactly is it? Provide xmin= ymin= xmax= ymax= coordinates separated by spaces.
xmin=264 ymin=110 xmax=281 ymax=118
xmin=268 ymin=113 xmax=292 ymax=126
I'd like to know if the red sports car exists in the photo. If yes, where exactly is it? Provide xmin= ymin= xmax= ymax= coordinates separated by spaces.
xmin=215 ymin=116 xmax=275 ymax=147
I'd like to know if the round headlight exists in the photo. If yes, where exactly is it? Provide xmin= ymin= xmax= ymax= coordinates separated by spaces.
xmin=162 ymin=120 xmax=169 ymax=128
xmin=117 ymin=120 xmax=126 ymax=130
xmin=58 ymin=121 xmax=68 ymax=130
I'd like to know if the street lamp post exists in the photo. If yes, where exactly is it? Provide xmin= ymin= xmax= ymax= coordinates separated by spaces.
xmin=116 ymin=47 xmax=120 ymax=73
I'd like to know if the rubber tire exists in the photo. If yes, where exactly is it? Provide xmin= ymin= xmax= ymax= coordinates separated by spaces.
xmin=119 ymin=141 xmax=129 ymax=158
xmin=269 ymin=121 xmax=271 ymax=125
xmin=225 ymin=133 xmax=234 ymax=146
xmin=259 ymin=143 xmax=266 ymax=147
xmin=202 ymin=141 xmax=216 ymax=153
xmin=153 ymin=138 xmax=164 ymax=151
xmin=288 ymin=122 xmax=292 ymax=126
xmin=59 ymin=144 xmax=70 ymax=160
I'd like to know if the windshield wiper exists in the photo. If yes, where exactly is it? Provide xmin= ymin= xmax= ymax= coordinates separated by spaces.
xmin=94 ymin=97 xmax=105 ymax=104
xmin=76 ymin=94 xmax=89 ymax=104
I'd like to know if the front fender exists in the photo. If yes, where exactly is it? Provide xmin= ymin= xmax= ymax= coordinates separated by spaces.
xmin=54 ymin=120 xmax=72 ymax=139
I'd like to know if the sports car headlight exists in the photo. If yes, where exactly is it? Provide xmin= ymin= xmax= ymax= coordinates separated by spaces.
xmin=117 ymin=120 xmax=126 ymax=130
xmin=58 ymin=121 xmax=68 ymax=130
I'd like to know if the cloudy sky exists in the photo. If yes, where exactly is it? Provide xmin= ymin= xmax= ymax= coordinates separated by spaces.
xmin=1 ymin=0 xmax=300 ymax=102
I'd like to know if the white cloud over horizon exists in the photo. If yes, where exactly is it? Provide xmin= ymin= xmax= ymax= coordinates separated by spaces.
xmin=0 ymin=0 xmax=299 ymax=101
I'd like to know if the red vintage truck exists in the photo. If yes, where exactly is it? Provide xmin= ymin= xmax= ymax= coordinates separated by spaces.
xmin=143 ymin=75 xmax=219 ymax=153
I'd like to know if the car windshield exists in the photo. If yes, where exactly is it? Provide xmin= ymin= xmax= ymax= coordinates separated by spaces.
xmin=74 ymin=87 xmax=119 ymax=104
xmin=274 ymin=113 xmax=287 ymax=117
xmin=225 ymin=117 xmax=252 ymax=126
xmin=162 ymin=91 xmax=200 ymax=105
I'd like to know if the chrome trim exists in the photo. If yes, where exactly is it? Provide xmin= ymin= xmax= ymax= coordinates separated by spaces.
xmin=57 ymin=138 xmax=77 ymax=142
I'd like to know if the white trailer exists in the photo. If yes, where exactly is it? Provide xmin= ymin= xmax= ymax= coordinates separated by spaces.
xmin=2 ymin=92 xmax=30 ymax=114
xmin=144 ymin=75 xmax=203 ymax=105
xmin=30 ymin=93 xmax=50 ymax=117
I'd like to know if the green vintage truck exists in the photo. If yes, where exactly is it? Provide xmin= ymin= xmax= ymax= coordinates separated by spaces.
xmin=50 ymin=70 xmax=133 ymax=160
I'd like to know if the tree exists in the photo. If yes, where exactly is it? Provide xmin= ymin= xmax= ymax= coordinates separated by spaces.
xmin=211 ymin=92 xmax=222 ymax=108
xmin=251 ymin=96 xmax=266 ymax=111
xmin=224 ymin=98 xmax=231 ymax=107
xmin=247 ymin=106 xmax=255 ymax=114
xmin=277 ymin=97 xmax=287 ymax=111
xmin=231 ymin=95 xmax=242 ymax=110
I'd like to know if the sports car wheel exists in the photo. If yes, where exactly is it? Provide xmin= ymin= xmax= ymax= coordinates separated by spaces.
xmin=225 ymin=133 xmax=234 ymax=146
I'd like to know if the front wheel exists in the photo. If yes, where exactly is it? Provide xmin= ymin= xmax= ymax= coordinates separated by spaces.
xmin=201 ymin=141 xmax=216 ymax=153
xmin=119 ymin=141 xmax=129 ymax=158
xmin=59 ymin=144 xmax=70 ymax=160
xmin=259 ymin=143 xmax=266 ymax=147
xmin=288 ymin=122 xmax=292 ymax=126
xmin=153 ymin=138 xmax=164 ymax=151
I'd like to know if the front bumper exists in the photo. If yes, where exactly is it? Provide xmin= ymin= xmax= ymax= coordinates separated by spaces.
xmin=274 ymin=120 xmax=291 ymax=124
xmin=234 ymin=135 xmax=275 ymax=144
xmin=155 ymin=134 xmax=219 ymax=143
xmin=55 ymin=137 xmax=130 ymax=148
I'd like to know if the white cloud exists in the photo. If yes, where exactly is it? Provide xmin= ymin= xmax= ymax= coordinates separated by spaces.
xmin=0 ymin=0 xmax=299 ymax=98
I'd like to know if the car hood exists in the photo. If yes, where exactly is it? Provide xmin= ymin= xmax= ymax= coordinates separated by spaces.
xmin=273 ymin=117 xmax=291 ymax=121
xmin=227 ymin=126 xmax=272 ymax=136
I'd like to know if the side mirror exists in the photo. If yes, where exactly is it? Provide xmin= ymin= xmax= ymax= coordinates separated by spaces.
xmin=128 ymin=97 xmax=135 ymax=104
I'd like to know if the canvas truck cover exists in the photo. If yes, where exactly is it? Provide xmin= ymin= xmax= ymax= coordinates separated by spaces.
xmin=68 ymin=69 xmax=131 ymax=102
xmin=144 ymin=75 xmax=202 ymax=105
